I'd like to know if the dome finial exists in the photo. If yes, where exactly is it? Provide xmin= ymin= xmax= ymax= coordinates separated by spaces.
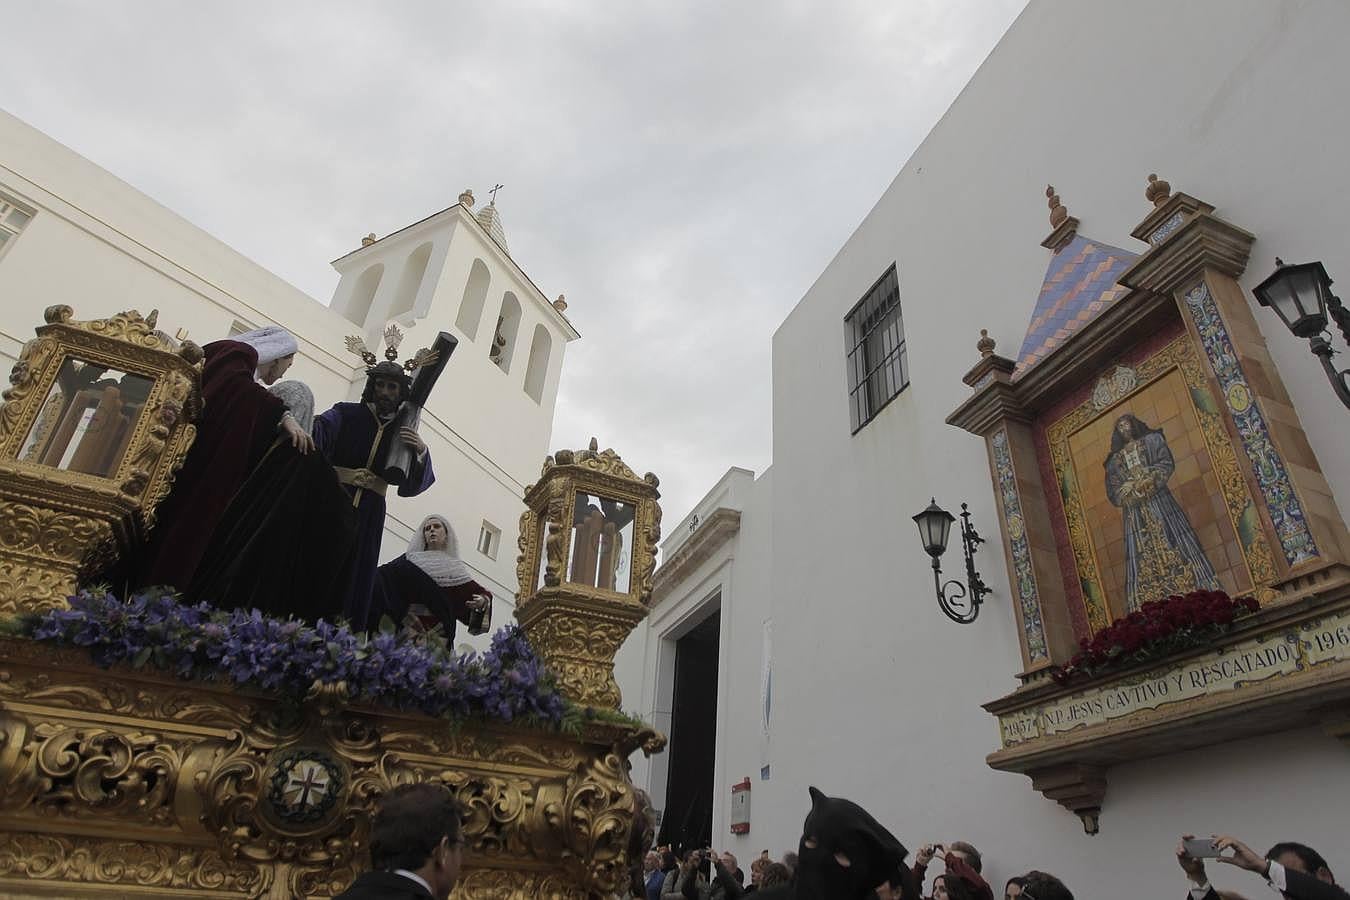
xmin=361 ymin=233 xmax=377 ymax=247
xmin=1145 ymin=173 xmax=1171 ymax=207
xmin=458 ymin=188 xmax=475 ymax=208
xmin=977 ymin=329 xmax=996 ymax=358
xmin=1046 ymin=185 xmax=1068 ymax=228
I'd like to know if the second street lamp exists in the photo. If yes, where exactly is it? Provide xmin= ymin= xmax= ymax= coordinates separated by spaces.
xmin=1253 ymin=258 xmax=1350 ymax=409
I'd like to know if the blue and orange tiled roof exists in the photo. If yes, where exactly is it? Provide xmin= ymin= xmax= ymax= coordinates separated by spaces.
xmin=1014 ymin=233 xmax=1138 ymax=376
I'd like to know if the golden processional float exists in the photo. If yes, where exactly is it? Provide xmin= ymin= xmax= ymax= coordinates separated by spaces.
xmin=0 ymin=305 xmax=665 ymax=898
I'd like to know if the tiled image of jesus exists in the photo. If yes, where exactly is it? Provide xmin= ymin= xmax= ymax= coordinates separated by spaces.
xmin=1104 ymin=413 xmax=1220 ymax=611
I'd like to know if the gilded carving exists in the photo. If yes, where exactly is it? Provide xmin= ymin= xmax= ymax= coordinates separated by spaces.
xmin=0 ymin=307 xmax=202 ymax=616
xmin=455 ymin=868 xmax=588 ymax=900
xmin=515 ymin=439 xmax=662 ymax=709
xmin=0 ymin=632 xmax=661 ymax=898
xmin=550 ymin=750 xmax=638 ymax=895
xmin=0 ymin=560 xmax=71 ymax=614
xmin=0 ymin=500 xmax=112 ymax=559
xmin=0 ymin=832 xmax=272 ymax=895
xmin=0 ymin=337 xmax=57 ymax=442
xmin=0 ymin=723 xmax=183 ymax=826
xmin=519 ymin=603 xmax=642 ymax=708
xmin=0 ymin=417 xmax=663 ymax=897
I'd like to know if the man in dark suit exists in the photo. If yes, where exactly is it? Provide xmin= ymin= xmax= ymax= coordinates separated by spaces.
xmin=1177 ymin=834 xmax=1350 ymax=900
xmin=335 ymin=783 xmax=465 ymax=900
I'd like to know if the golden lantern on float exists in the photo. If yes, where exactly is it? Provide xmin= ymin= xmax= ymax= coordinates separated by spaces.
xmin=515 ymin=437 xmax=662 ymax=709
xmin=0 ymin=305 xmax=201 ymax=614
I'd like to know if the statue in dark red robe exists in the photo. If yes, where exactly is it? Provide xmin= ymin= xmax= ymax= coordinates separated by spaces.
xmin=187 ymin=380 xmax=358 ymax=622
xmin=375 ymin=515 xmax=491 ymax=641
xmin=313 ymin=361 xmax=435 ymax=630
xmin=138 ymin=326 xmax=309 ymax=591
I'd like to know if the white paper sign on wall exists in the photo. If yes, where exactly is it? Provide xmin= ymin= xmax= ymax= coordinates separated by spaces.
xmin=730 ymin=778 xmax=751 ymax=834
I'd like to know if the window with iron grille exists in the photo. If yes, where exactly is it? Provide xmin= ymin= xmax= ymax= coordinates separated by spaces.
xmin=0 ymin=193 xmax=35 ymax=260
xmin=844 ymin=265 xmax=908 ymax=432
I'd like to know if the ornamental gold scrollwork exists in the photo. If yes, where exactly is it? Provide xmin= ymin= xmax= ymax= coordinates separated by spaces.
xmin=541 ymin=750 xmax=637 ymax=897
xmin=1 ymin=723 xmax=184 ymax=826
xmin=0 ymin=337 xmax=58 ymax=443
xmin=0 ymin=657 xmax=656 ymax=898
xmin=439 ymin=770 xmax=536 ymax=858
xmin=516 ymin=506 xmax=536 ymax=598
xmin=0 ymin=560 xmax=71 ymax=615
xmin=0 ymin=832 xmax=271 ymax=895
xmin=0 ymin=306 xmax=203 ymax=615
xmin=1046 ymin=335 xmax=1279 ymax=631
xmin=521 ymin=608 xmax=641 ymax=708
xmin=635 ymin=484 xmax=662 ymax=607
xmin=455 ymin=868 xmax=588 ymax=900
xmin=378 ymin=726 xmax=584 ymax=770
xmin=0 ymin=499 xmax=112 ymax=560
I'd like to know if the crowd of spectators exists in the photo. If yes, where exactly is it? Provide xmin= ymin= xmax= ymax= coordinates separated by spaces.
xmin=633 ymin=833 xmax=1349 ymax=900
xmin=330 ymin=783 xmax=1347 ymax=900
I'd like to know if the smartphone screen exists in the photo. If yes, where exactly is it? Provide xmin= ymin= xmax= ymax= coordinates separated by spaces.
xmin=1183 ymin=838 xmax=1221 ymax=858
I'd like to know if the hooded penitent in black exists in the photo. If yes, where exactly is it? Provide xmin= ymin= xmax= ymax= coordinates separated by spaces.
xmin=757 ymin=786 xmax=917 ymax=900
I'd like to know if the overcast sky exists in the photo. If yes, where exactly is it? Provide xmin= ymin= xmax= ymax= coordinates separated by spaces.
xmin=5 ymin=0 xmax=1025 ymax=531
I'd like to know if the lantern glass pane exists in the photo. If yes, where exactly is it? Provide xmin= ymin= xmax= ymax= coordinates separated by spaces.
xmin=535 ymin=516 xmax=549 ymax=594
xmin=566 ymin=492 xmax=636 ymax=593
xmin=17 ymin=356 xmax=153 ymax=478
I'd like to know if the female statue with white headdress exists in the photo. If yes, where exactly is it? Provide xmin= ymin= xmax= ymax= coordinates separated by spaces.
xmin=137 ymin=325 xmax=314 ymax=590
xmin=375 ymin=515 xmax=491 ymax=641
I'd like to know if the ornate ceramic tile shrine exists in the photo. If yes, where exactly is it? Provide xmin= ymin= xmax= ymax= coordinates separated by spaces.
xmin=948 ymin=178 xmax=1350 ymax=833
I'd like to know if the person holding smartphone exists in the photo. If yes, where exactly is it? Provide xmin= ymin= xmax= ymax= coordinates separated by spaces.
xmin=1176 ymin=834 xmax=1349 ymax=900
xmin=663 ymin=849 xmax=711 ymax=900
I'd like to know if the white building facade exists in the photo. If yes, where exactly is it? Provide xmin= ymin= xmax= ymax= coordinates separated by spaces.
xmin=617 ymin=2 xmax=1350 ymax=896
xmin=0 ymin=110 xmax=578 ymax=646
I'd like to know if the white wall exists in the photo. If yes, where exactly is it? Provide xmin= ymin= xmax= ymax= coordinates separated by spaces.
xmin=0 ymin=109 xmax=575 ymax=648
xmin=621 ymin=0 xmax=1350 ymax=894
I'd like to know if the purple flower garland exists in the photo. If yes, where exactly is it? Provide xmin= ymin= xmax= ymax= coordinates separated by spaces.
xmin=21 ymin=590 xmax=566 ymax=726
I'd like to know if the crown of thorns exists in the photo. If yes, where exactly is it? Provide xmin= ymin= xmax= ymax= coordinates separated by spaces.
xmin=343 ymin=324 xmax=439 ymax=374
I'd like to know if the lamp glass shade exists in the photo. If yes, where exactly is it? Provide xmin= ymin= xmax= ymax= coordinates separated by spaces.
xmin=913 ymin=499 xmax=955 ymax=558
xmin=1254 ymin=260 xmax=1332 ymax=339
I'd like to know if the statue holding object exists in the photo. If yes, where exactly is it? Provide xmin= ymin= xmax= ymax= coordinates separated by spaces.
xmin=324 ymin=327 xmax=455 ymax=629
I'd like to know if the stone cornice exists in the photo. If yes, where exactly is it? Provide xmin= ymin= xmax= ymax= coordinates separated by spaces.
xmin=650 ymin=508 xmax=742 ymax=606
xmin=1118 ymin=211 xmax=1255 ymax=295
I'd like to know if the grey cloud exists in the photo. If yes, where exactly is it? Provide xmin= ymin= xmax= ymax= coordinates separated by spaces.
xmin=4 ymin=0 xmax=1025 ymax=529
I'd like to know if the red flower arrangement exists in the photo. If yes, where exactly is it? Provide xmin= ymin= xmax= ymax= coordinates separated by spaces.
xmin=1050 ymin=589 xmax=1260 ymax=685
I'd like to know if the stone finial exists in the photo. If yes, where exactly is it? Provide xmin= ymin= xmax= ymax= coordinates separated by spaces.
xmin=361 ymin=233 xmax=377 ymax=247
xmin=977 ymin=329 xmax=996 ymax=358
xmin=1145 ymin=173 xmax=1171 ymax=208
xmin=458 ymin=188 xmax=476 ymax=208
xmin=1046 ymin=185 xmax=1068 ymax=227
xmin=553 ymin=294 xmax=569 ymax=313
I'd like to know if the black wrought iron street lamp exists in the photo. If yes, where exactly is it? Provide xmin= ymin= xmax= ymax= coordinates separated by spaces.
xmin=912 ymin=498 xmax=990 ymax=624
xmin=1253 ymin=258 xmax=1350 ymax=409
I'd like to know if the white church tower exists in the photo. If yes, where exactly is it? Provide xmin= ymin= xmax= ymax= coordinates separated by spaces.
xmin=324 ymin=188 xmax=580 ymax=634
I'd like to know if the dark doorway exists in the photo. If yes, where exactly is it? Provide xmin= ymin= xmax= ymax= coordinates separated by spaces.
xmin=659 ymin=609 xmax=720 ymax=852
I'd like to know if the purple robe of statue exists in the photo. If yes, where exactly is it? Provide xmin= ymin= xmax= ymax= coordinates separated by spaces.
xmin=313 ymin=401 xmax=434 ymax=629
xmin=1105 ymin=427 xmax=1218 ymax=611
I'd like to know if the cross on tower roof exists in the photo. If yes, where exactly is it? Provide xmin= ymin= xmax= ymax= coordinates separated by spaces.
xmin=489 ymin=183 xmax=504 ymax=204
